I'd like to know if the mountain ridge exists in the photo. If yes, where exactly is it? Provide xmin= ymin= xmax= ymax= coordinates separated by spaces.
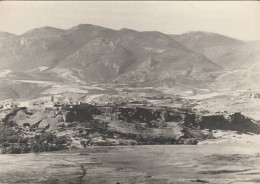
xmin=171 ymin=31 xmax=260 ymax=69
xmin=3 ymin=24 xmax=257 ymax=88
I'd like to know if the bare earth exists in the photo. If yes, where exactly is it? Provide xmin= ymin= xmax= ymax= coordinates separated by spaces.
xmin=0 ymin=139 xmax=260 ymax=184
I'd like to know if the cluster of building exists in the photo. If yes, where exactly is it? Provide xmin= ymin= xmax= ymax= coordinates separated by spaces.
xmin=44 ymin=94 xmax=94 ymax=111
xmin=0 ymin=94 xmax=92 ymax=111
xmin=0 ymin=99 xmax=17 ymax=109
xmin=249 ymin=93 xmax=260 ymax=99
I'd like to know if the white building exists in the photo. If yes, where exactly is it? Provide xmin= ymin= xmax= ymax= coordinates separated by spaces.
xmin=2 ymin=99 xmax=16 ymax=109
xmin=44 ymin=94 xmax=56 ymax=110
xmin=19 ymin=101 xmax=33 ymax=108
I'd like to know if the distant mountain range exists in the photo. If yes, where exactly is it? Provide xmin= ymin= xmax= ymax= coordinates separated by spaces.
xmin=0 ymin=24 xmax=259 ymax=93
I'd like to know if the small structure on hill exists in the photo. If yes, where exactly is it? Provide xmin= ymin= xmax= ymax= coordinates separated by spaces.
xmin=18 ymin=101 xmax=35 ymax=109
xmin=44 ymin=94 xmax=57 ymax=110
xmin=2 ymin=99 xmax=16 ymax=109
xmin=249 ymin=93 xmax=260 ymax=99
xmin=51 ymin=94 xmax=54 ymax=102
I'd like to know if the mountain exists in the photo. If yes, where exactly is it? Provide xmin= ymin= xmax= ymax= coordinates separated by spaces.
xmin=171 ymin=31 xmax=260 ymax=69
xmin=56 ymin=38 xmax=135 ymax=82
xmin=54 ymin=27 xmax=222 ymax=85
xmin=110 ymin=30 xmax=221 ymax=86
xmin=0 ymin=27 xmax=68 ymax=70
xmin=21 ymin=26 xmax=66 ymax=38
xmin=0 ymin=25 xmax=223 ymax=87
xmin=0 ymin=32 xmax=19 ymax=56
xmin=112 ymin=31 xmax=222 ymax=86
xmin=172 ymin=31 xmax=244 ymax=50
xmin=0 ymin=24 xmax=259 ymax=101
xmin=0 ymin=24 xmax=222 ymax=86
xmin=0 ymin=24 xmax=116 ymax=71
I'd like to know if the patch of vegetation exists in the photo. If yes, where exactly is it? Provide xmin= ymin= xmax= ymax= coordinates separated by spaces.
xmin=0 ymin=123 xmax=70 ymax=154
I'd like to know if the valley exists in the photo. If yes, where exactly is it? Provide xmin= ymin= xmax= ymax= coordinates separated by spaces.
xmin=0 ymin=0 xmax=260 ymax=182
xmin=0 ymin=24 xmax=259 ymax=155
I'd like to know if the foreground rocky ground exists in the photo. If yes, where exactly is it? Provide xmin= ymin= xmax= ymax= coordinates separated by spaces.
xmin=0 ymin=100 xmax=259 ymax=154
xmin=0 ymin=143 xmax=260 ymax=184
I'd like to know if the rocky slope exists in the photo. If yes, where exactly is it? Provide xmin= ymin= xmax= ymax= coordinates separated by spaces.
xmin=212 ymin=62 xmax=260 ymax=90
xmin=1 ymin=103 xmax=259 ymax=154
xmin=56 ymin=38 xmax=135 ymax=82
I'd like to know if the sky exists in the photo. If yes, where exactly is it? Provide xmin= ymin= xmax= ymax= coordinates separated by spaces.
xmin=0 ymin=1 xmax=259 ymax=41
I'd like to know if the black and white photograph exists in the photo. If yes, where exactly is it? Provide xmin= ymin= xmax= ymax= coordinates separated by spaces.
xmin=0 ymin=1 xmax=260 ymax=183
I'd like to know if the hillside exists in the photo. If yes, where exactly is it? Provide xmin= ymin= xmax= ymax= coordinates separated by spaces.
xmin=0 ymin=80 xmax=50 ymax=100
xmin=172 ymin=31 xmax=244 ymax=51
xmin=0 ymin=25 xmax=117 ymax=71
xmin=21 ymin=26 xmax=66 ymax=38
xmin=54 ymin=28 xmax=221 ymax=84
xmin=56 ymin=38 xmax=135 ymax=82
xmin=213 ymin=62 xmax=260 ymax=90
xmin=1 ymin=102 xmax=260 ymax=154
xmin=172 ymin=31 xmax=260 ymax=69
xmin=0 ymin=24 xmax=222 ymax=87
xmin=1 ymin=24 xmax=259 ymax=100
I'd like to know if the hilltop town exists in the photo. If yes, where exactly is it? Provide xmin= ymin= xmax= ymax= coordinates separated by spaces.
xmin=0 ymin=92 xmax=259 ymax=154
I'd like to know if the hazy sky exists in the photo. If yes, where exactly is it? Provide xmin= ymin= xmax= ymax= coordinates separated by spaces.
xmin=0 ymin=1 xmax=259 ymax=41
